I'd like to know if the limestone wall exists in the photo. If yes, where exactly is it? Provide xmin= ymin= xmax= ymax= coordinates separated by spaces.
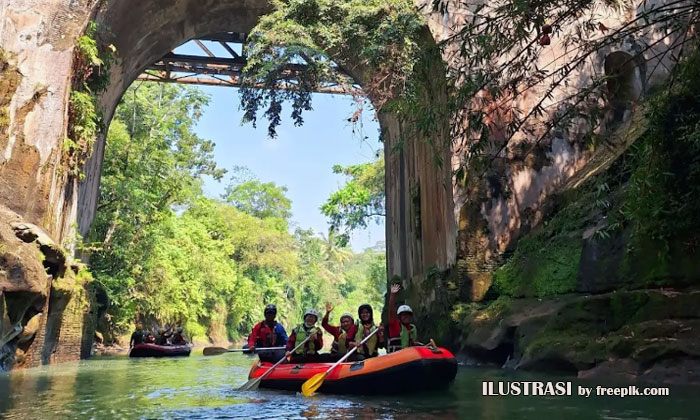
xmin=0 ymin=0 xmax=97 ymax=242
xmin=417 ymin=0 xmax=688 ymax=300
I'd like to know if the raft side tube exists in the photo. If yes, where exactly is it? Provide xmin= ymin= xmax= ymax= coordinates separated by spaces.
xmin=129 ymin=343 xmax=192 ymax=358
xmin=247 ymin=346 xmax=457 ymax=395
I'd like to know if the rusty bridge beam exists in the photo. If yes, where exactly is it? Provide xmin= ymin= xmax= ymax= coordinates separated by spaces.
xmin=136 ymin=73 xmax=361 ymax=95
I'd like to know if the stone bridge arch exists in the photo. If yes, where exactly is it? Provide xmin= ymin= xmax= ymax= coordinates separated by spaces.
xmin=2 ymin=0 xmax=457 ymax=297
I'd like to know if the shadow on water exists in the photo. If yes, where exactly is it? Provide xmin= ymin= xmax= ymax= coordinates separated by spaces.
xmin=0 ymin=351 xmax=699 ymax=419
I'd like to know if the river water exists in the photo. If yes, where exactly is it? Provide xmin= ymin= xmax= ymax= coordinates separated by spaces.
xmin=0 ymin=350 xmax=697 ymax=419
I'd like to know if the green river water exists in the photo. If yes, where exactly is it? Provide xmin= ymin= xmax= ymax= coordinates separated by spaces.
xmin=0 ymin=351 xmax=697 ymax=419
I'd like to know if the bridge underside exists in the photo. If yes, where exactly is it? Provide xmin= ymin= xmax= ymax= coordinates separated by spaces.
xmin=137 ymin=32 xmax=360 ymax=95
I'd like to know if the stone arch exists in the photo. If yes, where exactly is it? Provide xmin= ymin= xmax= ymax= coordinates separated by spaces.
xmin=73 ymin=0 xmax=457 ymax=285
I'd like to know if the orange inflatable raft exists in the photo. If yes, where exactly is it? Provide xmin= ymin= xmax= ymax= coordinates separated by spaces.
xmin=247 ymin=346 xmax=458 ymax=395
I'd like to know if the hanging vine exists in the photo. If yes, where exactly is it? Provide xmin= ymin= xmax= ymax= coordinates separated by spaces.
xmin=64 ymin=21 xmax=116 ymax=179
xmin=238 ymin=0 xmax=431 ymax=139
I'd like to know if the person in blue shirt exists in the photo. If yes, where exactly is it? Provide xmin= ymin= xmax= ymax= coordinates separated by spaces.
xmin=248 ymin=304 xmax=288 ymax=363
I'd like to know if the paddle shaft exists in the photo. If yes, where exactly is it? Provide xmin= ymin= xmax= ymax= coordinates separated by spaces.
xmin=254 ymin=336 xmax=312 ymax=381
xmin=300 ymin=326 xmax=381 ymax=396
xmin=325 ymin=326 xmax=380 ymax=374
xmin=231 ymin=346 xmax=285 ymax=352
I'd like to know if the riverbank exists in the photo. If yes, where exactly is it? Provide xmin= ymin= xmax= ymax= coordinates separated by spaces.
xmin=453 ymin=287 xmax=700 ymax=385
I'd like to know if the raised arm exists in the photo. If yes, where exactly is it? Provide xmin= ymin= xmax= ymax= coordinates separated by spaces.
xmin=388 ymin=283 xmax=401 ymax=325
xmin=321 ymin=302 xmax=339 ymax=337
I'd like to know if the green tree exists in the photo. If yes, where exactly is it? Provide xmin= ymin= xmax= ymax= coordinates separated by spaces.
xmin=223 ymin=177 xmax=292 ymax=221
xmin=89 ymin=83 xmax=226 ymax=335
xmin=321 ymin=155 xmax=385 ymax=246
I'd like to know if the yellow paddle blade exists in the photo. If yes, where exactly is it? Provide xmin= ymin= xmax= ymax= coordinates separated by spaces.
xmin=301 ymin=372 xmax=327 ymax=397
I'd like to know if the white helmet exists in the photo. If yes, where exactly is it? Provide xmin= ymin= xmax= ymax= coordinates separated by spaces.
xmin=303 ymin=309 xmax=319 ymax=320
xmin=397 ymin=305 xmax=413 ymax=316
xmin=340 ymin=313 xmax=354 ymax=322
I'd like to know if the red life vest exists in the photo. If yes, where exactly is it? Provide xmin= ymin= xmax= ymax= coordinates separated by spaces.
xmin=254 ymin=321 xmax=278 ymax=347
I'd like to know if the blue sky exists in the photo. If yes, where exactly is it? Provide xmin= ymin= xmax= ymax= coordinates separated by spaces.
xmin=166 ymin=41 xmax=385 ymax=251
xmin=192 ymin=86 xmax=385 ymax=252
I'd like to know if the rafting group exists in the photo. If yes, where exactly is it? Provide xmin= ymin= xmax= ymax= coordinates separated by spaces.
xmin=247 ymin=283 xmax=415 ymax=364
xmin=127 ymin=283 xmax=457 ymax=394
xmin=128 ymin=325 xmax=192 ymax=357
xmin=239 ymin=283 xmax=458 ymax=395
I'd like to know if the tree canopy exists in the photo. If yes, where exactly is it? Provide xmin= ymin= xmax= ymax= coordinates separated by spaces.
xmin=321 ymin=154 xmax=385 ymax=246
xmin=239 ymin=0 xmax=427 ymax=138
xmin=223 ymin=177 xmax=293 ymax=222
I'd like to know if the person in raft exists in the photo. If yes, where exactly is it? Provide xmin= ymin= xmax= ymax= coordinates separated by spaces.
xmin=285 ymin=309 xmax=323 ymax=363
xmin=155 ymin=326 xmax=173 ymax=346
xmin=387 ymin=283 xmax=421 ymax=353
xmin=248 ymin=304 xmax=288 ymax=363
xmin=171 ymin=326 xmax=187 ymax=345
xmin=321 ymin=302 xmax=357 ymax=361
xmin=129 ymin=324 xmax=145 ymax=348
xmin=353 ymin=303 xmax=385 ymax=360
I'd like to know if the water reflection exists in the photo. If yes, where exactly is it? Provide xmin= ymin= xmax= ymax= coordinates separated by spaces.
xmin=0 ymin=351 xmax=698 ymax=419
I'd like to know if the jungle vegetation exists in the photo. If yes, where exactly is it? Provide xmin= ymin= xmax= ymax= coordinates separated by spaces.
xmin=88 ymin=83 xmax=386 ymax=343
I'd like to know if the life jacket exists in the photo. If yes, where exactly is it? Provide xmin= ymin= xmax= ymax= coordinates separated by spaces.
xmin=256 ymin=321 xmax=278 ymax=347
xmin=172 ymin=333 xmax=186 ymax=345
xmin=156 ymin=332 xmax=171 ymax=346
xmin=331 ymin=329 xmax=349 ymax=354
xmin=131 ymin=330 xmax=144 ymax=345
xmin=293 ymin=325 xmax=319 ymax=355
xmin=356 ymin=322 xmax=379 ymax=356
xmin=388 ymin=323 xmax=417 ymax=353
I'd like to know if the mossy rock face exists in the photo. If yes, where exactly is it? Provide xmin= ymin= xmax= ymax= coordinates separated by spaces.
xmin=456 ymin=288 xmax=700 ymax=383
xmin=577 ymin=230 xmax=629 ymax=293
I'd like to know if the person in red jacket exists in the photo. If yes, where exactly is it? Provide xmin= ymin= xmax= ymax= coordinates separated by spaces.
xmin=285 ymin=309 xmax=323 ymax=363
xmin=248 ymin=304 xmax=288 ymax=363
xmin=321 ymin=302 xmax=357 ymax=360
xmin=387 ymin=283 xmax=421 ymax=353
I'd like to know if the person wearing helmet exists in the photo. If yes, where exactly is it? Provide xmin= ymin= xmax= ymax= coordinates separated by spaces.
xmin=387 ymin=283 xmax=419 ymax=353
xmin=248 ymin=304 xmax=288 ymax=362
xmin=321 ymin=302 xmax=358 ymax=358
xmin=285 ymin=309 xmax=323 ymax=363
xmin=155 ymin=326 xmax=173 ymax=346
xmin=129 ymin=324 xmax=145 ymax=348
xmin=353 ymin=303 xmax=385 ymax=360
xmin=171 ymin=326 xmax=187 ymax=345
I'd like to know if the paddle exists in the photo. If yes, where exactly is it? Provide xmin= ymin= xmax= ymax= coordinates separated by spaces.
xmin=203 ymin=346 xmax=285 ymax=356
xmin=238 ymin=335 xmax=313 ymax=391
xmin=301 ymin=326 xmax=380 ymax=397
